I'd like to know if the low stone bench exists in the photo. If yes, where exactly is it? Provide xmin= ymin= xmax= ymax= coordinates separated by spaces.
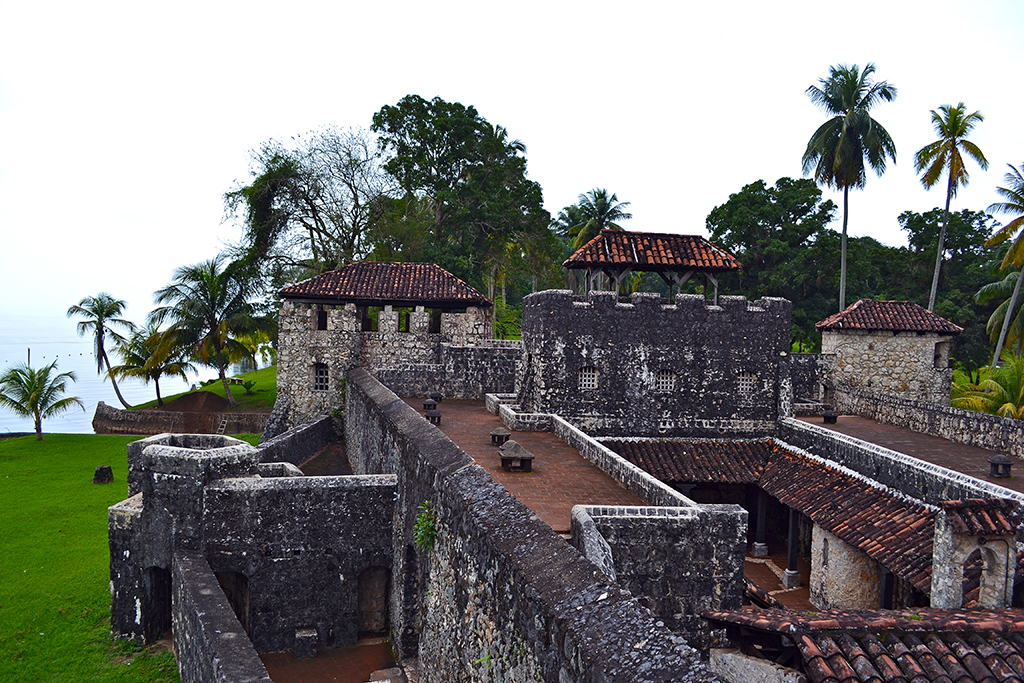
xmin=498 ymin=440 xmax=534 ymax=472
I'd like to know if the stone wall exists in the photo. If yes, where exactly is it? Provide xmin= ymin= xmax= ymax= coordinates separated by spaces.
xmin=93 ymin=401 xmax=269 ymax=437
xmin=572 ymin=505 xmax=746 ymax=651
xmin=788 ymin=353 xmax=834 ymax=403
xmin=345 ymin=367 xmax=724 ymax=683
xmin=518 ymin=290 xmax=792 ymax=437
xmin=255 ymin=415 xmax=333 ymax=466
xmin=833 ymin=385 xmax=1024 ymax=457
xmin=778 ymin=418 xmax=1024 ymax=509
xmin=808 ymin=526 xmax=881 ymax=610
xmin=822 ymin=329 xmax=955 ymax=405
xmin=172 ymin=552 xmax=273 ymax=683
xmin=375 ymin=341 xmax=521 ymax=400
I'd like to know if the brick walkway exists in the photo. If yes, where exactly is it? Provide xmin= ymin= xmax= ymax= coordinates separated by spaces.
xmin=404 ymin=399 xmax=643 ymax=533
xmin=795 ymin=415 xmax=1024 ymax=495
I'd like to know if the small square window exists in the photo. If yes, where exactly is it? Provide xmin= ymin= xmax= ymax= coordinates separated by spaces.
xmin=579 ymin=366 xmax=599 ymax=391
xmin=737 ymin=371 xmax=757 ymax=395
xmin=656 ymin=369 xmax=676 ymax=392
xmin=314 ymin=363 xmax=329 ymax=391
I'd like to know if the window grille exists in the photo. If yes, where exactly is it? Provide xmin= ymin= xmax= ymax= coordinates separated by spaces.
xmin=579 ymin=366 xmax=599 ymax=391
xmin=314 ymin=363 xmax=329 ymax=392
xmin=656 ymin=369 xmax=676 ymax=392
xmin=737 ymin=371 xmax=757 ymax=395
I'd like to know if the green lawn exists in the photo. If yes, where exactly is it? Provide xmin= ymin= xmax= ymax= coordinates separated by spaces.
xmin=134 ymin=366 xmax=277 ymax=412
xmin=0 ymin=435 xmax=179 ymax=682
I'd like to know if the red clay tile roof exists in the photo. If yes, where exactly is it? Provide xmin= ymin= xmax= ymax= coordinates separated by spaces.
xmin=761 ymin=445 xmax=938 ymax=593
xmin=705 ymin=608 xmax=1024 ymax=683
xmin=562 ymin=230 xmax=741 ymax=272
xmin=604 ymin=438 xmax=770 ymax=484
xmin=278 ymin=262 xmax=491 ymax=308
xmin=942 ymin=499 xmax=1020 ymax=537
xmin=816 ymin=299 xmax=963 ymax=334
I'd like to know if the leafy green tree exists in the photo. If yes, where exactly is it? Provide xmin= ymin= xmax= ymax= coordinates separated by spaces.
xmin=0 ymin=361 xmax=83 ymax=440
xmin=914 ymin=103 xmax=988 ymax=310
xmin=108 ymin=322 xmax=195 ymax=407
xmin=562 ymin=189 xmax=633 ymax=249
xmin=952 ymin=352 xmax=1024 ymax=418
xmin=802 ymin=63 xmax=897 ymax=311
xmin=707 ymin=177 xmax=837 ymax=345
xmin=985 ymin=164 xmax=1024 ymax=366
xmin=66 ymin=293 xmax=137 ymax=409
xmin=371 ymin=95 xmax=550 ymax=289
xmin=149 ymin=256 xmax=265 ymax=406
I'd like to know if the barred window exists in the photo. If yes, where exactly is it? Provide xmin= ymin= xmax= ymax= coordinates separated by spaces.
xmin=737 ymin=371 xmax=757 ymax=395
xmin=579 ymin=366 xmax=599 ymax=391
xmin=655 ymin=369 xmax=676 ymax=392
xmin=314 ymin=363 xmax=329 ymax=391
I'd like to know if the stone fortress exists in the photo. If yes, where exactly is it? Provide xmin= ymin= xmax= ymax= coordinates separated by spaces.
xmin=109 ymin=232 xmax=1024 ymax=683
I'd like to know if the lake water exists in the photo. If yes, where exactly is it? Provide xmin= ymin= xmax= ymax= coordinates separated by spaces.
xmin=0 ymin=315 xmax=197 ymax=435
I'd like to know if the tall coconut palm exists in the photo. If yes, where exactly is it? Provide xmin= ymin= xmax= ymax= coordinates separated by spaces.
xmin=108 ymin=323 xmax=195 ymax=407
xmin=149 ymin=256 xmax=261 ymax=406
xmin=67 ymin=293 xmax=137 ymax=408
xmin=0 ymin=361 xmax=83 ymax=440
xmin=915 ymin=103 xmax=988 ymax=311
xmin=985 ymin=163 xmax=1024 ymax=366
xmin=567 ymin=189 xmax=633 ymax=249
xmin=802 ymin=63 xmax=897 ymax=311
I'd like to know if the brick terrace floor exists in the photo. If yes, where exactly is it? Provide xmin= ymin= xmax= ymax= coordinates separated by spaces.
xmin=405 ymin=398 xmax=644 ymax=533
xmin=796 ymin=415 xmax=1024 ymax=495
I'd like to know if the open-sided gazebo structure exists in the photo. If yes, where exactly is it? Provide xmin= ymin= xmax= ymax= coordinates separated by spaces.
xmin=562 ymin=230 xmax=741 ymax=304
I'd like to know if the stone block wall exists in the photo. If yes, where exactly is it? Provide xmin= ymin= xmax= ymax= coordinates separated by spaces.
xmin=345 ymin=368 xmax=724 ymax=682
xmin=834 ymin=386 xmax=1024 ymax=457
xmin=778 ymin=418 xmax=1024 ymax=509
xmin=822 ymin=329 xmax=954 ymax=405
xmin=172 ymin=553 xmax=272 ymax=683
xmin=255 ymin=415 xmax=333 ymax=466
xmin=518 ymin=290 xmax=792 ymax=437
xmin=572 ymin=505 xmax=746 ymax=651
xmin=92 ymin=401 xmax=269 ymax=437
xmin=789 ymin=353 xmax=835 ymax=403
xmin=809 ymin=526 xmax=881 ymax=610
xmin=375 ymin=342 xmax=521 ymax=400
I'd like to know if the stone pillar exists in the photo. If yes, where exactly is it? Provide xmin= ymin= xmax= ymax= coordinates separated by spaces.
xmin=753 ymin=490 xmax=768 ymax=557
xmin=783 ymin=508 xmax=801 ymax=588
xmin=378 ymin=305 xmax=399 ymax=333
xmin=409 ymin=306 xmax=429 ymax=334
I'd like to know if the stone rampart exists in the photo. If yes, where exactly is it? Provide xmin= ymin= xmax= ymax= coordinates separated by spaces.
xmin=833 ymin=386 xmax=1024 ymax=457
xmin=255 ymin=415 xmax=333 ymax=466
xmin=778 ymin=417 xmax=1024 ymax=509
xmin=571 ymin=505 xmax=745 ymax=652
xmin=172 ymin=552 xmax=272 ymax=683
xmin=93 ymin=401 xmax=269 ymax=437
xmin=375 ymin=341 xmax=521 ymax=400
xmin=345 ymin=367 xmax=723 ymax=683
xmin=789 ymin=353 xmax=835 ymax=403
xmin=518 ymin=290 xmax=791 ymax=437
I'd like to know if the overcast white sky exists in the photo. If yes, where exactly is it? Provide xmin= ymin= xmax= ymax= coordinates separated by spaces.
xmin=2 ymin=0 xmax=1023 ymax=332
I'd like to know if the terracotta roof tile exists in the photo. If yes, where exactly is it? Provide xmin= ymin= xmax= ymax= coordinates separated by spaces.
xmin=941 ymin=499 xmax=1020 ymax=537
xmin=603 ymin=438 xmax=770 ymax=484
xmin=278 ymin=261 xmax=491 ymax=308
xmin=562 ymin=230 xmax=741 ymax=272
xmin=816 ymin=299 xmax=963 ymax=334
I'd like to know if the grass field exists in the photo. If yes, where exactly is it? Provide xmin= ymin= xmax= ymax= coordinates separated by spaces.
xmin=0 ymin=432 xmax=245 ymax=681
xmin=135 ymin=366 xmax=277 ymax=412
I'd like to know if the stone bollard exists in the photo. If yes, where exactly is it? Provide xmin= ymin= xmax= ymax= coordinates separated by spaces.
xmin=93 ymin=465 xmax=113 ymax=484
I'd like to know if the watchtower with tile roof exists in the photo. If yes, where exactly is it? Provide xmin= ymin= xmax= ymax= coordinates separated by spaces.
xmin=817 ymin=299 xmax=963 ymax=406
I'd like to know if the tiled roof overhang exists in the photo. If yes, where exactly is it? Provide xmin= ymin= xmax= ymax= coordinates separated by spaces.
xmin=605 ymin=438 xmax=770 ymax=484
xmin=816 ymin=299 xmax=963 ymax=335
xmin=278 ymin=261 xmax=491 ymax=309
xmin=562 ymin=230 xmax=741 ymax=273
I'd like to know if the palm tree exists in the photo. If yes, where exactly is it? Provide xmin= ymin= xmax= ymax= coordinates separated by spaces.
xmin=149 ymin=256 xmax=261 ymax=406
xmin=985 ymin=163 xmax=1024 ymax=366
xmin=915 ymin=103 xmax=988 ymax=311
xmin=976 ymin=270 xmax=1024 ymax=356
xmin=567 ymin=189 xmax=632 ymax=250
xmin=0 ymin=361 xmax=83 ymax=440
xmin=802 ymin=63 xmax=897 ymax=311
xmin=108 ymin=323 xmax=195 ymax=407
xmin=67 ymin=293 xmax=137 ymax=409
xmin=952 ymin=352 xmax=1024 ymax=418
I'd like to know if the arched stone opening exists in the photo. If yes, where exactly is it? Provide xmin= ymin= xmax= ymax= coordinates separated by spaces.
xmin=357 ymin=566 xmax=390 ymax=635
xmin=142 ymin=566 xmax=172 ymax=642
xmin=215 ymin=571 xmax=250 ymax=637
